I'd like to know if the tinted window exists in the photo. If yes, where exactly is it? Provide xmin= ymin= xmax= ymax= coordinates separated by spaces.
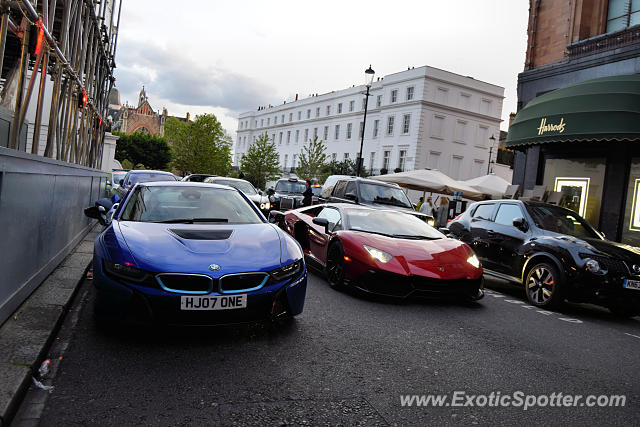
xmin=346 ymin=209 xmax=444 ymax=239
xmin=317 ymin=208 xmax=341 ymax=230
xmin=211 ymin=179 xmax=257 ymax=195
xmin=333 ymin=181 xmax=347 ymax=198
xmin=358 ymin=183 xmax=412 ymax=208
xmin=345 ymin=181 xmax=357 ymax=196
xmin=472 ymin=203 xmax=495 ymax=220
xmin=275 ymin=180 xmax=306 ymax=193
xmin=120 ymin=186 xmax=263 ymax=224
xmin=494 ymin=204 xmax=524 ymax=226
xmin=526 ymin=204 xmax=600 ymax=239
xmin=127 ymin=173 xmax=176 ymax=187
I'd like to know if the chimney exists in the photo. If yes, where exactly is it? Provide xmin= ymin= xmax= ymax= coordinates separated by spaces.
xmin=509 ymin=112 xmax=516 ymax=128
xmin=295 ymin=93 xmax=298 ymax=101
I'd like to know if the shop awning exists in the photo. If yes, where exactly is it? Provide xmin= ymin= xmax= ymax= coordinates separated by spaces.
xmin=506 ymin=74 xmax=640 ymax=148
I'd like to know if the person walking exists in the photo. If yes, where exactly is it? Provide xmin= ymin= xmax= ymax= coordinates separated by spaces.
xmin=416 ymin=197 xmax=424 ymax=211
xmin=302 ymin=180 xmax=313 ymax=207
xmin=435 ymin=197 xmax=450 ymax=228
xmin=419 ymin=196 xmax=435 ymax=217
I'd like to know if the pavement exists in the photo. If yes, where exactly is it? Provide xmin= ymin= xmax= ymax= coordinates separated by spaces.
xmin=0 ymin=223 xmax=99 ymax=426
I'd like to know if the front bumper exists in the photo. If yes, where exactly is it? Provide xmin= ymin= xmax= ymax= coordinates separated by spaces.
xmin=567 ymin=269 xmax=640 ymax=306
xmin=93 ymin=256 xmax=307 ymax=325
xmin=347 ymin=269 xmax=484 ymax=301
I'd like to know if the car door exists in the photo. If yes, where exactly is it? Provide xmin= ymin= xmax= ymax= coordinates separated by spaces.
xmin=488 ymin=203 xmax=530 ymax=276
xmin=467 ymin=202 xmax=498 ymax=270
xmin=308 ymin=207 xmax=342 ymax=265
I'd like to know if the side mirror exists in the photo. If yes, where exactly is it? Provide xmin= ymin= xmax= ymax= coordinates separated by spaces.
xmin=312 ymin=217 xmax=330 ymax=233
xmin=119 ymin=179 xmax=124 ymax=186
xmin=267 ymin=188 xmax=275 ymax=196
xmin=513 ymin=217 xmax=529 ymax=232
xmin=344 ymin=191 xmax=358 ymax=202
xmin=438 ymin=227 xmax=451 ymax=236
xmin=268 ymin=210 xmax=286 ymax=228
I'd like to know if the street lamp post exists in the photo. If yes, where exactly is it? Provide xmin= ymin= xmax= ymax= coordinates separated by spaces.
xmin=487 ymin=135 xmax=496 ymax=174
xmin=356 ymin=65 xmax=375 ymax=177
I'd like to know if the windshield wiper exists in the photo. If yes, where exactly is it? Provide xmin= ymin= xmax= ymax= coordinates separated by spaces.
xmin=371 ymin=198 xmax=410 ymax=208
xmin=392 ymin=234 xmax=441 ymax=240
xmin=156 ymin=218 xmax=229 ymax=224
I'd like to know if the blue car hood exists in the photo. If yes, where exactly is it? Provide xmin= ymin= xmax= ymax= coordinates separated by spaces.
xmin=115 ymin=221 xmax=283 ymax=276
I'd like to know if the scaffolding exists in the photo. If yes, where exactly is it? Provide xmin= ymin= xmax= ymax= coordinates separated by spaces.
xmin=0 ymin=0 xmax=121 ymax=168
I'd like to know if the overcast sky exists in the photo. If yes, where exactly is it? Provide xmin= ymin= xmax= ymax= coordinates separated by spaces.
xmin=113 ymin=0 xmax=530 ymax=138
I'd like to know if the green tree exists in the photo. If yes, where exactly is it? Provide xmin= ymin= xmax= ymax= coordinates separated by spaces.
xmin=240 ymin=133 xmax=280 ymax=190
xmin=165 ymin=113 xmax=232 ymax=175
xmin=320 ymin=159 xmax=369 ymax=182
xmin=113 ymin=131 xmax=171 ymax=170
xmin=121 ymin=159 xmax=133 ymax=170
xmin=296 ymin=136 xmax=328 ymax=181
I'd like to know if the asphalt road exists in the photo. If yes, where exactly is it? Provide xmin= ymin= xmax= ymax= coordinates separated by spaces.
xmin=33 ymin=271 xmax=640 ymax=426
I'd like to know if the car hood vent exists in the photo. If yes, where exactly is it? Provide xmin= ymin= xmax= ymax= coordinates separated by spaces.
xmin=169 ymin=229 xmax=233 ymax=240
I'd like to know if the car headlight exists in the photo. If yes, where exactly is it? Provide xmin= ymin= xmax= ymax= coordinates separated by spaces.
xmin=467 ymin=254 xmax=481 ymax=269
xmin=427 ymin=218 xmax=435 ymax=226
xmin=363 ymin=244 xmax=393 ymax=263
xmin=260 ymin=203 xmax=268 ymax=210
xmin=103 ymin=259 xmax=147 ymax=282
xmin=269 ymin=259 xmax=303 ymax=282
xmin=584 ymin=258 xmax=601 ymax=274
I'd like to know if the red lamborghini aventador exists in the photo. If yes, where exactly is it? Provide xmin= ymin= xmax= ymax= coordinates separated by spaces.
xmin=271 ymin=203 xmax=484 ymax=300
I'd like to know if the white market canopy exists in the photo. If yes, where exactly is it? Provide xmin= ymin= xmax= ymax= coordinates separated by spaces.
xmin=370 ymin=169 xmax=485 ymax=201
xmin=463 ymin=174 xmax=511 ymax=199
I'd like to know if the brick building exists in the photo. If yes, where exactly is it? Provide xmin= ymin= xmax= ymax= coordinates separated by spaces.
xmin=119 ymin=87 xmax=168 ymax=136
xmin=507 ymin=0 xmax=640 ymax=245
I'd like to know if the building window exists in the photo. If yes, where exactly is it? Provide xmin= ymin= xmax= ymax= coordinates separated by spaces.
xmin=454 ymin=120 xmax=467 ymax=143
xmin=391 ymin=89 xmax=398 ymax=103
xmin=460 ymin=93 xmax=471 ymax=109
xmin=338 ymin=103 xmax=343 ymax=113
xmin=293 ymin=154 xmax=297 ymax=168
xmin=607 ymin=0 xmax=640 ymax=32
xmin=295 ymin=129 xmax=300 ymax=143
xmin=398 ymin=150 xmax=407 ymax=171
xmin=271 ymin=134 xmax=275 ymax=143
xmin=349 ymin=100 xmax=355 ymax=111
xmin=382 ymin=150 xmax=391 ymax=170
xmin=376 ymin=95 xmax=382 ymax=107
xmin=304 ymin=128 xmax=309 ymax=141
xmin=296 ymin=111 xmax=300 ymax=120
xmin=373 ymin=120 xmax=379 ymax=138
xmin=406 ymin=86 xmax=414 ymax=100
xmin=326 ymin=105 xmax=331 ymax=116
xmin=289 ymin=112 xmax=293 ymax=122
xmin=274 ymin=116 xmax=278 ymax=125
xmin=346 ymin=123 xmax=352 ymax=139
xmin=428 ymin=151 xmax=441 ymax=169
xmin=359 ymin=121 xmax=364 ymax=138
xmin=284 ymin=154 xmax=288 ymax=168
xmin=473 ymin=160 xmax=485 ymax=177
xmin=451 ymin=155 xmax=463 ymax=179
xmin=481 ymin=99 xmax=492 ymax=115
xmin=335 ymin=125 xmax=340 ymax=140
xmin=402 ymin=114 xmax=410 ymax=134
xmin=436 ymin=87 xmax=449 ymax=104
xmin=343 ymin=153 xmax=349 ymax=160
xmin=307 ymin=109 xmax=311 ymax=119
xmin=477 ymin=126 xmax=489 ymax=147
xmin=267 ymin=118 xmax=270 ymax=126
xmin=432 ymin=115 xmax=445 ymax=138
xmin=260 ymin=119 xmax=264 ymax=127
xmin=313 ymin=127 xmax=318 ymax=138
xmin=387 ymin=116 xmax=395 ymax=135
xmin=279 ymin=132 xmax=283 ymax=145
xmin=323 ymin=126 xmax=329 ymax=140
xmin=316 ymin=107 xmax=320 ymax=117
xmin=369 ymin=152 xmax=375 ymax=171
xmin=281 ymin=114 xmax=285 ymax=123
xmin=361 ymin=98 xmax=366 ymax=110
xmin=332 ymin=152 xmax=337 ymax=161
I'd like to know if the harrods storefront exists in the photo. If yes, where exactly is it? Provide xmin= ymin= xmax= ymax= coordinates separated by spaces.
xmin=507 ymin=74 xmax=640 ymax=246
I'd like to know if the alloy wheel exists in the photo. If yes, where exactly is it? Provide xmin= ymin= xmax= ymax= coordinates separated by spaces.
xmin=326 ymin=245 xmax=344 ymax=288
xmin=527 ymin=266 xmax=555 ymax=305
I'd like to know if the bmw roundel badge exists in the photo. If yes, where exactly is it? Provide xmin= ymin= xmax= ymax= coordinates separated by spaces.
xmin=208 ymin=264 xmax=221 ymax=272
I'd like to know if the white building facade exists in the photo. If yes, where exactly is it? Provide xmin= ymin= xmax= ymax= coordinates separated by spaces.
xmin=235 ymin=66 xmax=504 ymax=180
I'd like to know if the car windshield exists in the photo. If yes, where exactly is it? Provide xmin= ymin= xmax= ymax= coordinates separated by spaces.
xmin=128 ymin=173 xmax=176 ymax=186
xmin=358 ymin=183 xmax=412 ymax=208
xmin=212 ymin=179 xmax=257 ymax=195
xmin=311 ymin=186 xmax=322 ymax=196
xmin=346 ymin=209 xmax=444 ymax=239
xmin=112 ymin=171 xmax=127 ymax=184
xmin=275 ymin=180 xmax=306 ymax=194
xmin=119 ymin=186 xmax=264 ymax=224
xmin=526 ymin=204 xmax=601 ymax=240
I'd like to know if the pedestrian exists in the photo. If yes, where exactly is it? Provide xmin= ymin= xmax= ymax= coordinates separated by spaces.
xmin=238 ymin=171 xmax=245 ymax=179
xmin=419 ymin=196 xmax=435 ymax=217
xmin=435 ymin=197 xmax=450 ymax=228
xmin=416 ymin=196 xmax=424 ymax=211
xmin=302 ymin=179 xmax=313 ymax=207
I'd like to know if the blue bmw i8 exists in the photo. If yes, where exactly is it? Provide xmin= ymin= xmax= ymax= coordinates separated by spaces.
xmin=85 ymin=182 xmax=307 ymax=326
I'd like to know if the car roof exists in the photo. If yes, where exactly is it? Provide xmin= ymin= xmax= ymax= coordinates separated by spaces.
xmin=127 ymin=170 xmax=174 ymax=175
xmin=138 ymin=181 xmax=235 ymax=190
xmin=336 ymin=176 xmax=400 ymax=187
xmin=208 ymin=177 xmax=251 ymax=184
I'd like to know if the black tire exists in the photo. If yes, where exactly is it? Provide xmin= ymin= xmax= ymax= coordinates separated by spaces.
xmin=524 ymin=262 xmax=565 ymax=308
xmin=326 ymin=241 xmax=346 ymax=290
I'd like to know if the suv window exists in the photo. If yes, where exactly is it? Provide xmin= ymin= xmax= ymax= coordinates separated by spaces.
xmin=333 ymin=181 xmax=347 ymax=198
xmin=344 ymin=181 xmax=357 ymax=197
xmin=317 ymin=207 xmax=341 ymax=230
xmin=472 ymin=203 xmax=495 ymax=221
xmin=494 ymin=204 xmax=524 ymax=226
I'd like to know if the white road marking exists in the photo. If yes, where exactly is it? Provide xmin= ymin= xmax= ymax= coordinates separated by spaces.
xmin=624 ymin=332 xmax=640 ymax=340
xmin=485 ymin=288 xmax=583 ymax=324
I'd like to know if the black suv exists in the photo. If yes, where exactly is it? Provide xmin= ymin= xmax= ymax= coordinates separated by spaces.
xmin=269 ymin=177 xmax=307 ymax=210
xmin=324 ymin=177 xmax=433 ymax=224
xmin=448 ymin=200 xmax=640 ymax=316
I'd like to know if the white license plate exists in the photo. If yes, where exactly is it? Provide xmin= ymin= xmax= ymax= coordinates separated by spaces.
xmin=180 ymin=294 xmax=247 ymax=311
xmin=623 ymin=279 xmax=640 ymax=291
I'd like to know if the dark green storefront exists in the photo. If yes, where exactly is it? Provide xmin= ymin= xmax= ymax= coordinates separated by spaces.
xmin=507 ymin=74 xmax=640 ymax=246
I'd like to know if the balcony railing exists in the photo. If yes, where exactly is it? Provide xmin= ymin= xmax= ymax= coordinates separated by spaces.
xmin=567 ymin=26 xmax=640 ymax=60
